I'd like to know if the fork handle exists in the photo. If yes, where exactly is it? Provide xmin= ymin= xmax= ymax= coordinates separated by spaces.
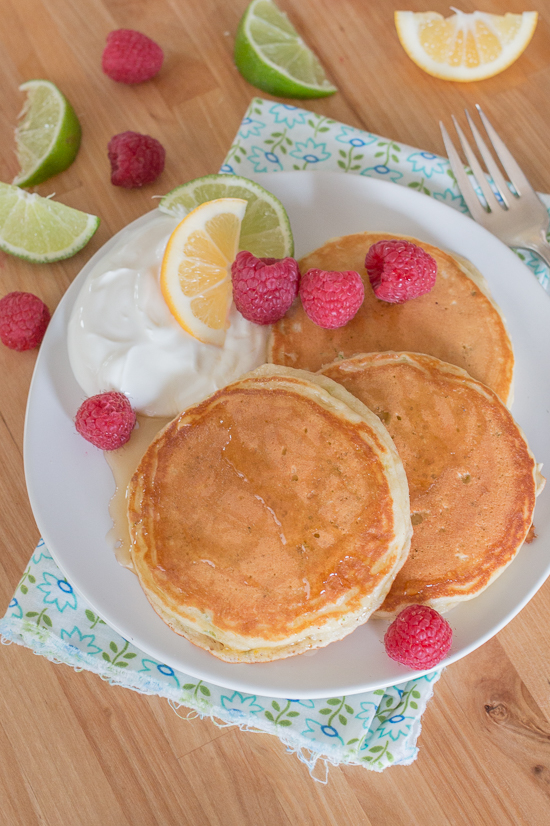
xmin=522 ymin=236 xmax=550 ymax=270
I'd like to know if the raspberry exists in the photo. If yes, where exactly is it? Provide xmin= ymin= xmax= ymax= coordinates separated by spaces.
xmin=231 ymin=251 xmax=300 ymax=325
xmin=365 ymin=239 xmax=437 ymax=303
xmin=384 ymin=605 xmax=452 ymax=669
xmin=102 ymin=29 xmax=164 ymax=84
xmin=75 ymin=391 xmax=136 ymax=450
xmin=108 ymin=131 xmax=165 ymax=188
xmin=0 ymin=292 xmax=50 ymax=351
xmin=299 ymin=268 xmax=364 ymax=329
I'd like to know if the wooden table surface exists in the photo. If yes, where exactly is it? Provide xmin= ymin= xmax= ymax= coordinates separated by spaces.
xmin=1 ymin=0 xmax=550 ymax=823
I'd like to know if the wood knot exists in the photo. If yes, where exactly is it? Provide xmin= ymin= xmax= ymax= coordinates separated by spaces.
xmin=484 ymin=702 xmax=508 ymax=722
xmin=531 ymin=764 xmax=550 ymax=789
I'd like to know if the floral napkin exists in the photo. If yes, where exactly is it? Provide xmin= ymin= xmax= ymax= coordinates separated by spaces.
xmin=8 ymin=95 xmax=548 ymax=779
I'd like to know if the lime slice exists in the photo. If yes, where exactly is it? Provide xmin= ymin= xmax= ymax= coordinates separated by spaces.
xmin=0 ymin=183 xmax=99 ymax=263
xmin=12 ymin=79 xmax=82 ymax=188
xmin=159 ymin=174 xmax=294 ymax=258
xmin=234 ymin=0 xmax=337 ymax=99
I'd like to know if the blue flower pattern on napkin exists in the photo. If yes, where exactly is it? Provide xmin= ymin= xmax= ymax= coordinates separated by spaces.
xmin=406 ymin=151 xmax=448 ymax=178
xmin=270 ymin=103 xmax=307 ymax=129
xmin=37 ymin=572 xmax=78 ymax=612
xmin=60 ymin=626 xmax=102 ymax=655
xmin=289 ymin=138 xmax=331 ymax=168
xmin=302 ymin=718 xmax=345 ymax=746
xmin=361 ymin=164 xmax=404 ymax=184
xmin=220 ymin=691 xmax=264 ymax=719
xmin=335 ymin=125 xmax=378 ymax=148
xmin=238 ymin=116 xmax=266 ymax=140
xmin=247 ymin=145 xmax=284 ymax=173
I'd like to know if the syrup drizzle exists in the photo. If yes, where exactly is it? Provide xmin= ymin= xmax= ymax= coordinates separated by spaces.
xmin=104 ymin=415 xmax=171 ymax=571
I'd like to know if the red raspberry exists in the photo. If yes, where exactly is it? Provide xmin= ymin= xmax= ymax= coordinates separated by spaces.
xmin=365 ymin=239 xmax=437 ymax=303
xmin=108 ymin=131 xmax=165 ymax=188
xmin=75 ymin=391 xmax=136 ymax=450
xmin=384 ymin=605 xmax=452 ymax=669
xmin=102 ymin=29 xmax=164 ymax=84
xmin=0 ymin=292 xmax=50 ymax=351
xmin=299 ymin=268 xmax=364 ymax=329
xmin=231 ymin=251 xmax=300 ymax=325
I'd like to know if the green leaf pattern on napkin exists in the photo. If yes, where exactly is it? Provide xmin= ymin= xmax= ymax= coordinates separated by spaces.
xmin=1 ymin=540 xmax=440 ymax=772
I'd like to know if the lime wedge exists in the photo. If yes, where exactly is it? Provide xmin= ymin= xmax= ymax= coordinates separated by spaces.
xmin=159 ymin=174 xmax=294 ymax=258
xmin=0 ymin=183 xmax=99 ymax=263
xmin=12 ymin=79 xmax=82 ymax=188
xmin=234 ymin=0 xmax=337 ymax=99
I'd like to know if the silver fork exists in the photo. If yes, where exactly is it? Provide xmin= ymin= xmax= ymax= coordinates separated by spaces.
xmin=440 ymin=105 xmax=550 ymax=268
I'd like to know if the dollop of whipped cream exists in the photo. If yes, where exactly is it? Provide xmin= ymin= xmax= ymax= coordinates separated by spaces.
xmin=68 ymin=211 xmax=270 ymax=417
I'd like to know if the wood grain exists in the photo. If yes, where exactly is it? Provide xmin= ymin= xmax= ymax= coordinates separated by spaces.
xmin=1 ymin=0 xmax=549 ymax=823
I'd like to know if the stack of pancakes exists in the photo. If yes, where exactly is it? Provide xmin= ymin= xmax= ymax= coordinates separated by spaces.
xmin=128 ymin=232 xmax=543 ymax=662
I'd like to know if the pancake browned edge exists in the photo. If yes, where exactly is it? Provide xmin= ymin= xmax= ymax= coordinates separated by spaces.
xmin=269 ymin=232 xmax=515 ymax=406
xmin=127 ymin=364 xmax=412 ymax=662
xmin=320 ymin=352 xmax=545 ymax=616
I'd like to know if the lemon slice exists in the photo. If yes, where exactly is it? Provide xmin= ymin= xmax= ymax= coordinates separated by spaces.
xmin=234 ymin=0 xmax=337 ymax=99
xmin=159 ymin=174 xmax=293 ymax=258
xmin=12 ymin=79 xmax=82 ymax=188
xmin=395 ymin=10 xmax=538 ymax=82
xmin=160 ymin=198 xmax=247 ymax=346
xmin=0 ymin=182 xmax=99 ymax=263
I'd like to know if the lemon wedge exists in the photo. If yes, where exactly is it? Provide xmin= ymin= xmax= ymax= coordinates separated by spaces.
xmin=160 ymin=198 xmax=247 ymax=346
xmin=395 ymin=10 xmax=538 ymax=82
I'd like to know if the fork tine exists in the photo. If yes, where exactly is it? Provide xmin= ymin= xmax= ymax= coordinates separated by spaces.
xmin=464 ymin=110 xmax=511 ymax=207
xmin=439 ymin=121 xmax=488 ymax=222
xmin=452 ymin=115 xmax=503 ymax=211
xmin=476 ymin=105 xmax=538 ymax=199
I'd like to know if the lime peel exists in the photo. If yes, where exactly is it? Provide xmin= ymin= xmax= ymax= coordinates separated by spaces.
xmin=159 ymin=173 xmax=294 ymax=258
xmin=234 ymin=0 xmax=337 ymax=99
xmin=12 ymin=79 xmax=82 ymax=188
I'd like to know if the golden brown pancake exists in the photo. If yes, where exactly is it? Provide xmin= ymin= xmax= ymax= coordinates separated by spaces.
xmin=269 ymin=232 xmax=514 ymax=405
xmin=320 ymin=352 xmax=543 ymax=615
xmin=128 ymin=364 xmax=412 ymax=662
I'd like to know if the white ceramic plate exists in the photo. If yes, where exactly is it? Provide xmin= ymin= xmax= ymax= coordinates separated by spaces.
xmin=24 ymin=171 xmax=550 ymax=699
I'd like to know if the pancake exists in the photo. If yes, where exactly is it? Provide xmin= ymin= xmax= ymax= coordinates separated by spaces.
xmin=269 ymin=232 xmax=514 ymax=405
xmin=128 ymin=364 xmax=412 ymax=662
xmin=320 ymin=352 xmax=544 ymax=615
